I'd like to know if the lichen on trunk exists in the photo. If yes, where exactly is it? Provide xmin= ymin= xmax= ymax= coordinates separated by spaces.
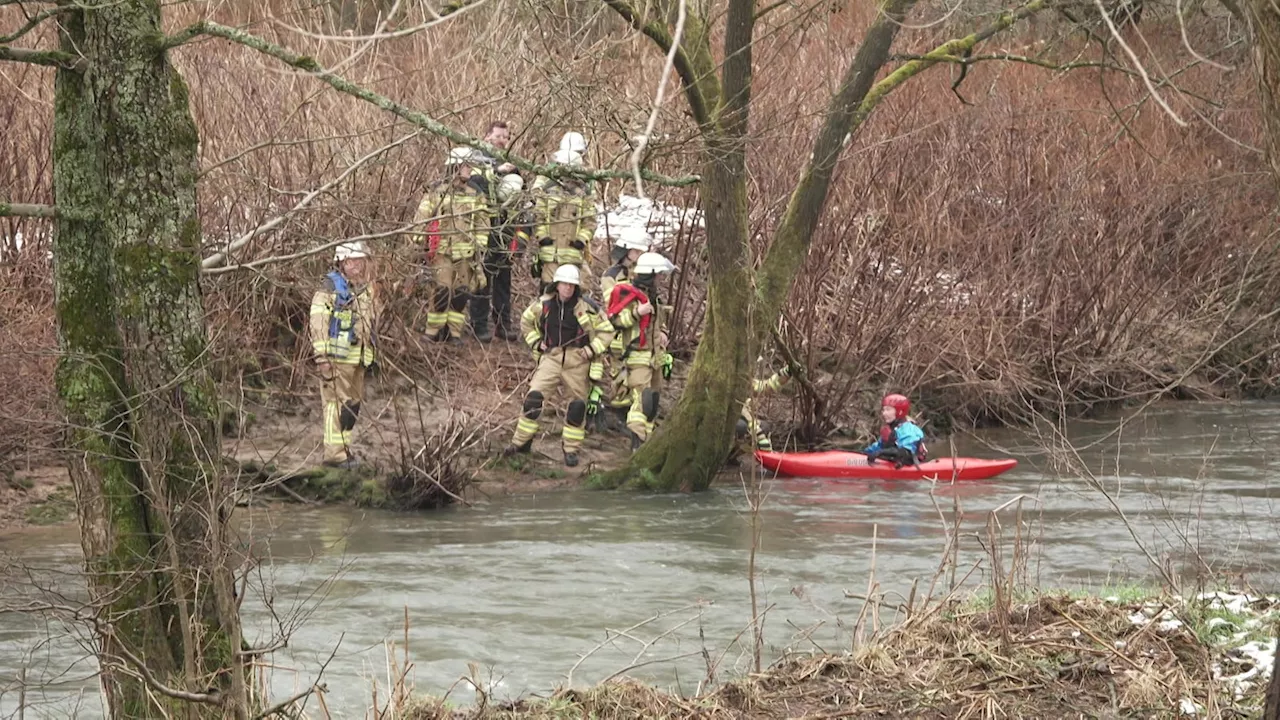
xmin=51 ymin=1 xmax=247 ymax=717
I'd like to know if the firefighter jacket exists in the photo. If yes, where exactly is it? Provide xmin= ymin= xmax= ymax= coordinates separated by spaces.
xmin=414 ymin=175 xmax=492 ymax=261
xmin=531 ymin=176 xmax=596 ymax=268
xmin=520 ymin=292 xmax=615 ymax=360
xmin=309 ymin=271 xmax=378 ymax=366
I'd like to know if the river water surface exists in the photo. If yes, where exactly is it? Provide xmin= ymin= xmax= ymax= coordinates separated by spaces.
xmin=3 ymin=401 xmax=1280 ymax=718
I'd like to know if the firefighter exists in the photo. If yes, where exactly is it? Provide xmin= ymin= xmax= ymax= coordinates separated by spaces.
xmin=531 ymin=134 xmax=596 ymax=293
xmin=605 ymin=251 xmax=676 ymax=451
xmin=469 ymin=121 xmax=532 ymax=342
xmin=309 ymin=241 xmax=378 ymax=469
xmin=504 ymin=264 xmax=615 ymax=467
xmin=736 ymin=363 xmax=795 ymax=455
xmin=413 ymin=146 xmax=491 ymax=344
xmin=600 ymin=228 xmax=652 ymax=299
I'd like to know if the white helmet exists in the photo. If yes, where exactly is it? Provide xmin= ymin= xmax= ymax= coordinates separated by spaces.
xmin=496 ymin=173 xmax=524 ymax=203
xmin=446 ymin=146 xmax=475 ymax=166
xmin=552 ymin=264 xmax=581 ymax=286
xmin=334 ymin=241 xmax=370 ymax=262
xmin=634 ymin=252 xmax=676 ymax=276
xmin=551 ymin=148 xmax=584 ymax=167
xmin=559 ymin=131 xmax=587 ymax=154
xmin=613 ymin=228 xmax=652 ymax=251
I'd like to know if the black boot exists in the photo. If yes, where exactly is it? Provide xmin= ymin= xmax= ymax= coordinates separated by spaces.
xmin=470 ymin=296 xmax=493 ymax=343
xmin=629 ymin=430 xmax=643 ymax=452
xmin=502 ymin=439 xmax=532 ymax=457
xmin=564 ymin=452 xmax=579 ymax=467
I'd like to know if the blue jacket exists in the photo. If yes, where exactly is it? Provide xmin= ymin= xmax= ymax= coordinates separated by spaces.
xmin=864 ymin=421 xmax=925 ymax=456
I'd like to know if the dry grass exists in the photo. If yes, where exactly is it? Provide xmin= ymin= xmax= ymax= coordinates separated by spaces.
xmin=382 ymin=594 xmax=1261 ymax=719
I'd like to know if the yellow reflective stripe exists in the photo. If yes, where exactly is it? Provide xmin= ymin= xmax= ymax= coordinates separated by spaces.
xmin=312 ymin=340 xmax=329 ymax=354
xmin=524 ymin=331 xmax=542 ymax=347
xmin=562 ymin=426 xmax=586 ymax=441
xmin=426 ymin=312 xmax=448 ymax=328
xmin=590 ymin=338 xmax=609 ymax=356
xmin=557 ymin=248 xmax=583 ymax=264
xmin=517 ymin=418 xmax=540 ymax=433
xmin=538 ymin=246 xmax=556 ymax=262
xmin=512 ymin=417 xmax=540 ymax=444
xmin=613 ymin=308 xmax=637 ymax=328
xmin=626 ymin=350 xmax=653 ymax=366
xmin=589 ymin=361 xmax=604 ymax=381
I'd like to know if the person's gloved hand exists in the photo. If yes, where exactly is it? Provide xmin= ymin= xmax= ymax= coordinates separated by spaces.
xmin=531 ymin=259 xmax=543 ymax=280
xmin=587 ymin=386 xmax=603 ymax=416
xmin=570 ymin=240 xmax=586 ymax=251
xmin=865 ymin=453 xmax=877 ymax=466
xmin=660 ymin=353 xmax=674 ymax=380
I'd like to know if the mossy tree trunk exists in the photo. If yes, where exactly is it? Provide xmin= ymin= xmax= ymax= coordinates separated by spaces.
xmin=51 ymin=2 xmax=248 ymax=718
xmin=602 ymin=0 xmax=917 ymax=491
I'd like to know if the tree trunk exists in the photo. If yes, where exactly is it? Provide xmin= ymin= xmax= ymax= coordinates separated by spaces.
xmin=52 ymin=3 xmax=247 ymax=718
xmin=1248 ymin=5 xmax=1280 ymax=716
xmin=613 ymin=136 xmax=754 ymax=492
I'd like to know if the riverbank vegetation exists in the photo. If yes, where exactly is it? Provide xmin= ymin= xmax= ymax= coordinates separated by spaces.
xmin=358 ymin=590 xmax=1278 ymax=719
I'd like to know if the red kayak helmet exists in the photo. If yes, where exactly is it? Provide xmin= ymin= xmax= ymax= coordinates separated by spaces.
xmin=882 ymin=393 xmax=910 ymax=421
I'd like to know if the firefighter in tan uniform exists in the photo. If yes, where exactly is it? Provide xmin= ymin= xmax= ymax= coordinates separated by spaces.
xmin=531 ymin=135 xmax=596 ymax=293
xmin=414 ymin=146 xmax=491 ymax=344
xmin=309 ymin=241 xmax=379 ymax=468
xmin=605 ymin=252 xmax=676 ymax=451
xmin=591 ymin=230 xmax=653 ymax=431
xmin=503 ymin=264 xmax=615 ymax=467
xmin=737 ymin=363 xmax=794 ymax=454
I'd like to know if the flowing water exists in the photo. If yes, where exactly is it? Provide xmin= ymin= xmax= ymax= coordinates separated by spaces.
xmin=4 ymin=401 xmax=1280 ymax=718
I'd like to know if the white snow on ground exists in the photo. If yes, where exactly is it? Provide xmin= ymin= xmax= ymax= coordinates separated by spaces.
xmin=1126 ymin=592 xmax=1280 ymax=700
xmin=594 ymin=193 xmax=702 ymax=250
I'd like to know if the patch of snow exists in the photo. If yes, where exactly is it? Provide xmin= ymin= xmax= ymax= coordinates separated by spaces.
xmin=1179 ymin=698 xmax=1200 ymax=715
xmin=594 ymin=194 xmax=702 ymax=250
xmin=1157 ymin=618 xmax=1184 ymax=632
xmin=1104 ymin=596 xmax=1120 ymax=603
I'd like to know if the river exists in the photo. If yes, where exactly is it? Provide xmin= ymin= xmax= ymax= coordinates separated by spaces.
xmin=2 ymin=401 xmax=1279 ymax=718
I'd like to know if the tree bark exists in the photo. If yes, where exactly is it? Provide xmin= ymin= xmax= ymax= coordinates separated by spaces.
xmin=1248 ymin=4 xmax=1280 ymax=716
xmin=52 ymin=3 xmax=247 ymax=718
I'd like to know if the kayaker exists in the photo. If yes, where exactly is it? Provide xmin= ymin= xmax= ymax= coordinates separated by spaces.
xmin=864 ymin=394 xmax=927 ymax=468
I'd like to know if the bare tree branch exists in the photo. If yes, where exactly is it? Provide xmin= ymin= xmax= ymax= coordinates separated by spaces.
xmin=200 ymin=130 xmax=420 ymax=269
xmin=202 ymin=223 xmax=419 ymax=275
xmin=0 ymin=6 xmax=69 ymax=44
xmin=0 ymin=201 xmax=58 ymax=218
xmin=600 ymin=0 xmax=713 ymax=127
xmin=105 ymin=636 xmax=224 ymax=708
xmin=631 ymin=0 xmax=688 ymax=198
xmin=165 ymin=22 xmax=700 ymax=186
xmin=0 ymin=45 xmax=86 ymax=70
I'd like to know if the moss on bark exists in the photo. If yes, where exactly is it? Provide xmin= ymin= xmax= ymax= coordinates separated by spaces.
xmin=51 ymin=1 xmax=247 ymax=717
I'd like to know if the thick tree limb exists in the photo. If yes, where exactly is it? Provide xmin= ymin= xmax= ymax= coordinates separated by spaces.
xmin=0 ymin=45 xmax=86 ymax=70
xmin=855 ymin=0 xmax=1051 ymax=123
xmin=0 ymin=201 xmax=58 ymax=218
xmin=166 ymin=22 xmax=699 ymax=187
xmin=720 ymin=0 xmax=756 ymax=142
xmin=754 ymin=0 xmax=916 ymax=325
xmin=600 ymin=0 xmax=712 ymax=127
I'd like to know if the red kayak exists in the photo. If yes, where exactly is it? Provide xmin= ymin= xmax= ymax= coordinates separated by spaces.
xmin=755 ymin=450 xmax=1017 ymax=481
